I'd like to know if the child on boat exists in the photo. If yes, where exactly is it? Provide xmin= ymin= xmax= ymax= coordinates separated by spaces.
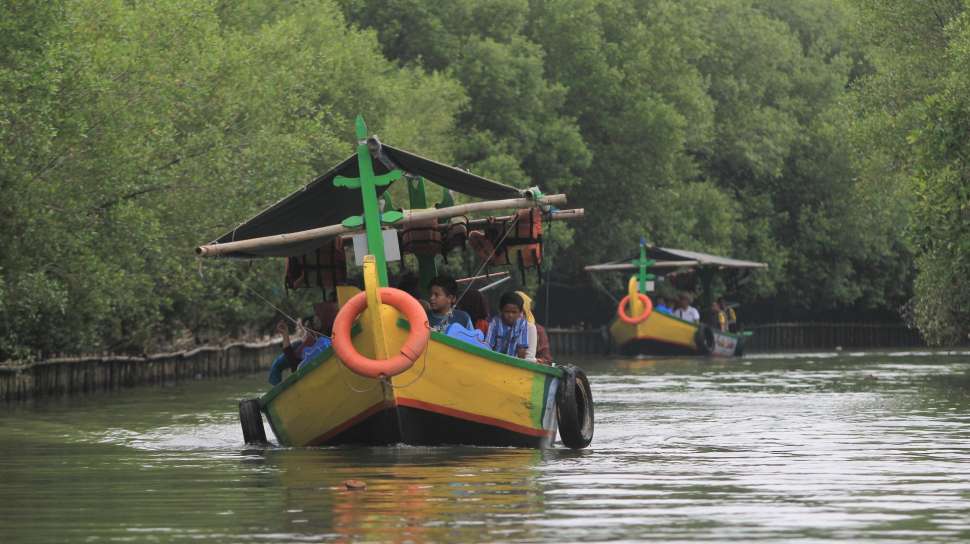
xmin=426 ymin=274 xmax=474 ymax=332
xmin=485 ymin=292 xmax=530 ymax=358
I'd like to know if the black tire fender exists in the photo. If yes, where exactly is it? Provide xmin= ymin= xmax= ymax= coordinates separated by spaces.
xmin=556 ymin=364 xmax=594 ymax=449
xmin=238 ymin=398 xmax=267 ymax=445
xmin=694 ymin=324 xmax=715 ymax=355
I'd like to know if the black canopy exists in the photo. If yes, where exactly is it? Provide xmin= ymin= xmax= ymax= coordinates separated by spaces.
xmin=208 ymin=142 xmax=525 ymax=258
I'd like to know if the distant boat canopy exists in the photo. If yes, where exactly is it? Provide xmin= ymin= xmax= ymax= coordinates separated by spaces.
xmin=207 ymin=140 xmax=525 ymax=259
xmin=584 ymin=246 xmax=768 ymax=272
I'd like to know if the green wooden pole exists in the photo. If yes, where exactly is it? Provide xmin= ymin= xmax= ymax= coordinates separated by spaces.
xmin=407 ymin=176 xmax=437 ymax=296
xmin=631 ymin=237 xmax=655 ymax=294
xmin=334 ymin=115 xmax=404 ymax=288
xmin=355 ymin=117 xmax=389 ymax=286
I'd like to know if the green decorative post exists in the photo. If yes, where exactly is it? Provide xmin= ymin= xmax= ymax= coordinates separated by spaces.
xmin=407 ymin=175 xmax=437 ymax=295
xmin=334 ymin=115 xmax=403 ymax=287
xmin=632 ymin=237 xmax=655 ymax=294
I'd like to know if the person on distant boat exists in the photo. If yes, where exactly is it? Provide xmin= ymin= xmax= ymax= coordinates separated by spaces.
xmin=456 ymin=287 xmax=490 ymax=335
xmin=655 ymin=295 xmax=673 ymax=314
xmin=426 ymin=274 xmax=474 ymax=332
xmin=268 ymin=307 xmax=334 ymax=385
xmin=718 ymin=296 xmax=738 ymax=332
xmin=709 ymin=301 xmax=728 ymax=332
xmin=674 ymin=293 xmax=700 ymax=323
xmin=485 ymin=292 xmax=530 ymax=358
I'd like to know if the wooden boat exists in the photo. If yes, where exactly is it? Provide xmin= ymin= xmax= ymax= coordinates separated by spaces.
xmin=585 ymin=239 xmax=767 ymax=357
xmin=198 ymin=116 xmax=593 ymax=449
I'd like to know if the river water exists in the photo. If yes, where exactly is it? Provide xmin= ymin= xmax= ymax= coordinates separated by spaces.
xmin=2 ymin=351 xmax=970 ymax=543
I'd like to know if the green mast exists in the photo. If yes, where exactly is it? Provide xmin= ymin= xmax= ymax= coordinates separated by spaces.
xmin=632 ymin=237 xmax=655 ymax=294
xmin=334 ymin=115 xmax=403 ymax=287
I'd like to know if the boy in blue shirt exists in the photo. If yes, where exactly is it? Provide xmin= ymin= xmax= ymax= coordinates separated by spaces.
xmin=427 ymin=274 xmax=474 ymax=332
xmin=485 ymin=292 xmax=530 ymax=358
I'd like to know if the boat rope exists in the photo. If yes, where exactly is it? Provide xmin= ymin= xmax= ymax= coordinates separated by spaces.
xmin=388 ymin=343 xmax=430 ymax=389
xmin=198 ymin=257 xmax=322 ymax=335
xmin=455 ymin=214 xmax=521 ymax=308
xmin=335 ymin=354 xmax=381 ymax=393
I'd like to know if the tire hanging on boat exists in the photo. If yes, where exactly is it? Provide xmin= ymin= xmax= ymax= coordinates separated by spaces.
xmin=694 ymin=324 xmax=716 ymax=355
xmin=556 ymin=364 xmax=594 ymax=449
xmin=238 ymin=398 xmax=267 ymax=445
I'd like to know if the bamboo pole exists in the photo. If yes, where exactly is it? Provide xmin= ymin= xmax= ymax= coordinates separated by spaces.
xmin=465 ymin=207 xmax=584 ymax=228
xmin=196 ymin=194 xmax=569 ymax=257
xmin=456 ymin=271 xmax=510 ymax=285
xmin=583 ymin=260 xmax=701 ymax=272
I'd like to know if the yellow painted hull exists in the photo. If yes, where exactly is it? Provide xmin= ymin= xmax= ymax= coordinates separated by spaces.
xmin=260 ymin=305 xmax=562 ymax=448
xmin=610 ymin=309 xmax=744 ymax=357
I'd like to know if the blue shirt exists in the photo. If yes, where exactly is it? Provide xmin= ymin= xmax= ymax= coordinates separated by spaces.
xmin=656 ymin=303 xmax=672 ymax=314
xmin=485 ymin=315 xmax=529 ymax=357
xmin=297 ymin=336 xmax=332 ymax=370
xmin=268 ymin=340 xmax=302 ymax=385
xmin=427 ymin=308 xmax=473 ymax=332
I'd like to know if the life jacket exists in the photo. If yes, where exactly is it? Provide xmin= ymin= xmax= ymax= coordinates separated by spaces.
xmin=445 ymin=215 xmax=468 ymax=253
xmin=400 ymin=219 xmax=443 ymax=257
xmin=285 ymin=239 xmax=347 ymax=291
xmin=468 ymin=209 xmax=543 ymax=281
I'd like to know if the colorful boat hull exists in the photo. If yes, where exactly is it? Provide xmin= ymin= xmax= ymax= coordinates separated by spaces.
xmin=609 ymin=309 xmax=746 ymax=357
xmin=260 ymin=310 xmax=562 ymax=448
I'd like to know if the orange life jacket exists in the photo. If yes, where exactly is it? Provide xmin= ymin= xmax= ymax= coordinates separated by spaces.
xmin=468 ymin=209 xmax=543 ymax=280
xmin=400 ymin=219 xmax=443 ymax=257
xmin=285 ymin=239 xmax=347 ymax=291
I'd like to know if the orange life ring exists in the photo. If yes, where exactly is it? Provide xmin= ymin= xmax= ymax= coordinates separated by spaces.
xmin=617 ymin=294 xmax=653 ymax=325
xmin=332 ymin=287 xmax=430 ymax=379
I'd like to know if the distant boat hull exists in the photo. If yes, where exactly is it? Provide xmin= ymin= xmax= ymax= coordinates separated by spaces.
xmin=610 ymin=309 xmax=746 ymax=357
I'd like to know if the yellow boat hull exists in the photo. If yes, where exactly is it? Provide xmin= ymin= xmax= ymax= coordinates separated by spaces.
xmin=610 ymin=309 xmax=745 ymax=357
xmin=260 ymin=308 xmax=562 ymax=448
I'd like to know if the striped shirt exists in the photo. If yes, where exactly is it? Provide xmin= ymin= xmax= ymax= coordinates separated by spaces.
xmin=485 ymin=315 xmax=529 ymax=357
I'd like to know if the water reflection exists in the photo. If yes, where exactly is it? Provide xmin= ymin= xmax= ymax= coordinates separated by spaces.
xmin=240 ymin=447 xmax=549 ymax=542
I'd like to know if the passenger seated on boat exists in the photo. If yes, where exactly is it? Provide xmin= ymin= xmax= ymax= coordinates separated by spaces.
xmin=485 ymin=292 xmax=530 ymax=358
xmin=718 ymin=297 xmax=738 ymax=332
xmin=426 ymin=274 xmax=474 ymax=333
xmin=295 ymin=303 xmax=336 ymax=371
xmin=518 ymin=291 xmax=552 ymax=364
xmin=709 ymin=301 xmax=728 ymax=332
xmin=268 ymin=306 xmax=335 ymax=385
xmin=456 ymin=287 xmax=490 ymax=335
xmin=268 ymin=317 xmax=310 ymax=385
xmin=515 ymin=290 xmax=546 ymax=363
xmin=673 ymin=293 xmax=700 ymax=323
xmin=535 ymin=324 xmax=553 ymax=364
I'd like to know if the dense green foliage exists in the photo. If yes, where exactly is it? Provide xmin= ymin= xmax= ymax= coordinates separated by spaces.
xmin=845 ymin=0 xmax=970 ymax=345
xmin=0 ymin=0 xmax=465 ymax=359
xmin=1 ymin=0 xmax=966 ymax=359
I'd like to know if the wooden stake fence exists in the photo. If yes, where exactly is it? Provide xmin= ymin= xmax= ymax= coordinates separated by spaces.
xmin=0 ymin=340 xmax=281 ymax=402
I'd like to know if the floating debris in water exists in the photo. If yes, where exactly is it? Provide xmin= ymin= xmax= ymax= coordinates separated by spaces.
xmin=343 ymin=480 xmax=366 ymax=490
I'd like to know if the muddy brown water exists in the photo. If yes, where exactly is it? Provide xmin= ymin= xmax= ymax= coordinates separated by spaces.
xmin=2 ymin=351 xmax=969 ymax=542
